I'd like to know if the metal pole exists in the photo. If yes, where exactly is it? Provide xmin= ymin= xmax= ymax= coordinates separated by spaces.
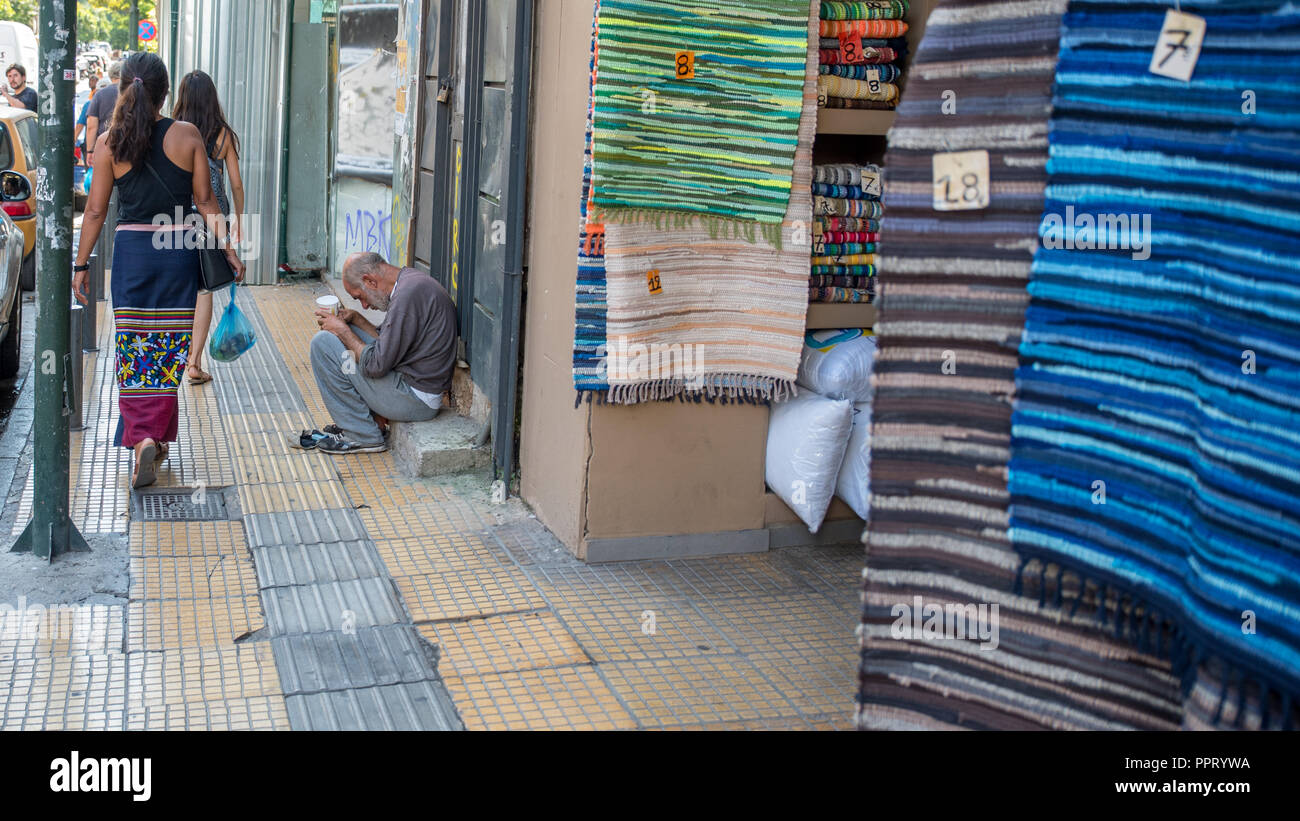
xmin=82 ymin=251 xmax=100 ymax=351
xmin=12 ymin=0 xmax=90 ymax=559
xmin=68 ymin=303 xmax=85 ymax=431
xmin=130 ymin=0 xmax=141 ymax=52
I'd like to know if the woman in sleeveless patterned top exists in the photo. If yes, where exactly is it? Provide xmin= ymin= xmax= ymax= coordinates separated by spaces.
xmin=172 ymin=70 xmax=246 ymax=384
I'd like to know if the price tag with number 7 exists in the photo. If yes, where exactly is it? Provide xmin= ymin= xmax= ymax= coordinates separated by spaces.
xmin=932 ymin=150 xmax=990 ymax=211
xmin=1149 ymin=9 xmax=1206 ymax=81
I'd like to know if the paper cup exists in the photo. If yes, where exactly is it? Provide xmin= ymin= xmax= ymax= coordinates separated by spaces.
xmin=316 ymin=295 xmax=340 ymax=315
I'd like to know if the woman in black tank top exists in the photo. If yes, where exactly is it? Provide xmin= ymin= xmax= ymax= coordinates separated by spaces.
xmin=71 ymin=52 xmax=244 ymax=489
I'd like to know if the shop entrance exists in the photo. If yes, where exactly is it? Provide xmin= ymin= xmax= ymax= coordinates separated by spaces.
xmin=411 ymin=0 xmax=531 ymax=487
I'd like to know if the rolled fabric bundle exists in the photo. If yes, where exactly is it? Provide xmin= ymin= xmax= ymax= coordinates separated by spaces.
xmin=818 ymin=46 xmax=897 ymax=65
xmin=809 ymin=286 xmax=874 ymax=303
xmin=819 ymin=231 xmax=879 ymax=243
xmin=818 ymin=74 xmax=899 ymax=102
xmin=819 ymin=18 xmax=908 ymax=38
xmin=821 ymin=98 xmax=896 ymax=110
xmin=820 ymin=63 xmax=900 ymax=82
xmin=812 ymin=252 xmax=878 ymax=266
xmin=820 ymin=0 xmax=908 ymax=20
xmin=809 ymin=274 xmax=878 ymax=287
xmin=814 ymin=216 xmax=879 ymax=233
xmin=819 ymin=35 xmax=908 ymax=51
xmin=811 ymin=182 xmax=880 ymax=200
xmin=811 ymin=263 xmax=877 ymax=276
xmin=813 ymin=163 xmax=881 ymax=187
xmin=813 ymin=195 xmax=884 ymax=219
xmin=814 ymin=242 xmax=877 ymax=256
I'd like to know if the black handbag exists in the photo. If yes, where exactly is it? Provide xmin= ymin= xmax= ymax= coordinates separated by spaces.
xmin=141 ymin=160 xmax=238 ymax=291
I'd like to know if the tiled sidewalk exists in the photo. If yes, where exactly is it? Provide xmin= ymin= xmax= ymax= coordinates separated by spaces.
xmin=1 ymin=280 xmax=863 ymax=731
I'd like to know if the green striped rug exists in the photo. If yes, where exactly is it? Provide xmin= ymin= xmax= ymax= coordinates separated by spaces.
xmin=591 ymin=0 xmax=811 ymax=234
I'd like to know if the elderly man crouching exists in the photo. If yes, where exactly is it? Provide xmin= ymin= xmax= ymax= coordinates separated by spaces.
xmin=295 ymin=252 xmax=457 ymax=454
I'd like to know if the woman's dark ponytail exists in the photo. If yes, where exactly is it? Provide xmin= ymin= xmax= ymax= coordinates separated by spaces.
xmin=106 ymin=52 xmax=170 ymax=168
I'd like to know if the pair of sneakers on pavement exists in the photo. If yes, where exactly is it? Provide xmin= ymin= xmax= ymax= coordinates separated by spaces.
xmin=289 ymin=424 xmax=389 ymax=454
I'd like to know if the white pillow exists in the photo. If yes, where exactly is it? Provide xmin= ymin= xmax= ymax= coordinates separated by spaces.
xmin=766 ymin=391 xmax=854 ymax=533
xmin=796 ymin=328 xmax=877 ymax=403
xmin=835 ymin=401 xmax=872 ymax=520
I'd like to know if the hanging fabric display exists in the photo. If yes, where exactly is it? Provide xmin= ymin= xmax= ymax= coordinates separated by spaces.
xmin=1009 ymin=0 xmax=1300 ymax=729
xmin=589 ymin=0 xmax=812 ymax=234
xmin=572 ymin=0 xmax=611 ymax=397
xmin=857 ymin=0 xmax=1184 ymax=730
xmin=595 ymin=1 xmax=818 ymax=405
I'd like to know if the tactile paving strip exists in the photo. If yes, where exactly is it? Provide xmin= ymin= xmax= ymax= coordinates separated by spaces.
xmin=284 ymin=680 xmax=462 ymax=730
xmin=270 ymin=624 xmax=441 ymax=694
xmin=252 ymin=540 xmax=391 ymax=588
xmin=262 ymin=578 xmax=407 ymax=636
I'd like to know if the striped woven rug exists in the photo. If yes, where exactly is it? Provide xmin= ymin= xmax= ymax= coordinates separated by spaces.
xmin=599 ymin=1 xmax=818 ymax=404
xmin=590 ymin=0 xmax=812 ymax=237
xmin=857 ymin=0 xmax=1183 ymax=730
xmin=1010 ymin=0 xmax=1300 ymax=727
xmin=574 ymin=1 xmax=610 ymax=397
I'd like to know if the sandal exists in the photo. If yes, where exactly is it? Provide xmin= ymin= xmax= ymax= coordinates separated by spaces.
xmin=187 ymin=365 xmax=213 ymax=385
xmin=133 ymin=439 xmax=159 ymax=489
xmin=154 ymin=444 xmax=170 ymax=464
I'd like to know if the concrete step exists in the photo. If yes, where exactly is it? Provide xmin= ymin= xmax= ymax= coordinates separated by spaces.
xmin=389 ymin=412 xmax=490 ymax=477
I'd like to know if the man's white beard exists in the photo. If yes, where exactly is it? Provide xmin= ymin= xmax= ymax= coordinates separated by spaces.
xmin=364 ymin=288 xmax=390 ymax=311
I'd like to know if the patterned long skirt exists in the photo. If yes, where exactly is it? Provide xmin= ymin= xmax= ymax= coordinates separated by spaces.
xmin=111 ymin=225 xmax=200 ymax=448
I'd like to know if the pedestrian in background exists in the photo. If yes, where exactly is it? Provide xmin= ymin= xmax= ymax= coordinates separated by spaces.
xmin=71 ymin=52 xmax=244 ymax=489
xmin=171 ymin=69 xmax=245 ymax=385
xmin=84 ymin=61 xmax=122 ymax=167
xmin=3 ymin=64 xmax=37 ymax=110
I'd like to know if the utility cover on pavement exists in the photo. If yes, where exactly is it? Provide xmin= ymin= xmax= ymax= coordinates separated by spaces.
xmin=132 ymin=488 xmax=234 ymax=522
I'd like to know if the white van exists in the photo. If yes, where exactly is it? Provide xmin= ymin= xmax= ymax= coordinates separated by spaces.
xmin=0 ymin=22 xmax=39 ymax=92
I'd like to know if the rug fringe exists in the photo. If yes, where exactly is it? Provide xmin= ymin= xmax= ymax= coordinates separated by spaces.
xmin=598 ymin=375 xmax=797 ymax=406
xmin=1015 ymin=551 xmax=1300 ymax=728
xmin=596 ymin=207 xmax=785 ymax=251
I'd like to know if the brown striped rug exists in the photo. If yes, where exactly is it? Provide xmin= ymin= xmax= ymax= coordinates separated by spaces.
xmin=857 ymin=0 xmax=1183 ymax=730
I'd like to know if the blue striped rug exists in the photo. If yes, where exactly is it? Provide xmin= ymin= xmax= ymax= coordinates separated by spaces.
xmin=1011 ymin=0 xmax=1300 ymax=722
xmin=574 ymin=3 xmax=610 ymax=398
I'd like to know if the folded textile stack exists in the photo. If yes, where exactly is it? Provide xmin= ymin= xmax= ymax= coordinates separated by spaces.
xmin=810 ymin=162 xmax=881 ymax=303
xmin=818 ymin=0 xmax=909 ymax=110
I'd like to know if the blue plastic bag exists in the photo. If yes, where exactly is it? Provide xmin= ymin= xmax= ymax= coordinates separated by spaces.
xmin=82 ymin=165 xmax=93 ymax=194
xmin=208 ymin=283 xmax=256 ymax=362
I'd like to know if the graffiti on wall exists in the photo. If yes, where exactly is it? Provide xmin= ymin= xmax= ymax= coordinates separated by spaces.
xmin=343 ymin=206 xmax=393 ymax=260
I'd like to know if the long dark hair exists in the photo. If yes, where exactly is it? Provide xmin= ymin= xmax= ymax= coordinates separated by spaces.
xmin=106 ymin=52 xmax=169 ymax=168
xmin=171 ymin=70 xmax=240 ymax=158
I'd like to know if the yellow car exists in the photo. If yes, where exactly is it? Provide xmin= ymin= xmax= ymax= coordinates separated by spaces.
xmin=0 ymin=106 xmax=38 ymax=290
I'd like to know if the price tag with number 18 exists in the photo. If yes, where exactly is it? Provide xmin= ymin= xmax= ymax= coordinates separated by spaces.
xmin=932 ymin=150 xmax=989 ymax=211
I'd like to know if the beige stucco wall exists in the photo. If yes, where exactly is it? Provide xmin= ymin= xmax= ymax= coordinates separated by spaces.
xmin=518 ymin=0 xmax=594 ymax=553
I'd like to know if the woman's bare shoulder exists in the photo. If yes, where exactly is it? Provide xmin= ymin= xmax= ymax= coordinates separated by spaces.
xmin=168 ymin=119 xmax=203 ymax=141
